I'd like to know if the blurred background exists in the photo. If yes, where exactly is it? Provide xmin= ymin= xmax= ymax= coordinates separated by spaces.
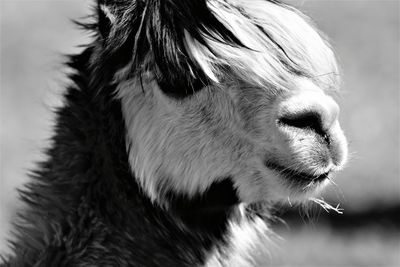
xmin=0 ymin=0 xmax=399 ymax=265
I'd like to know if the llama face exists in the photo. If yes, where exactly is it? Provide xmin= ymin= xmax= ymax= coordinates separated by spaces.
xmin=118 ymin=74 xmax=347 ymax=205
xmin=98 ymin=0 xmax=348 ymax=205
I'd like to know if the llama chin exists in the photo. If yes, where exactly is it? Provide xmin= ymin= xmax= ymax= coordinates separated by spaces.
xmin=3 ymin=0 xmax=348 ymax=266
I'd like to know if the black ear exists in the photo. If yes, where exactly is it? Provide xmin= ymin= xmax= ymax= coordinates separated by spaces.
xmin=97 ymin=2 xmax=114 ymax=38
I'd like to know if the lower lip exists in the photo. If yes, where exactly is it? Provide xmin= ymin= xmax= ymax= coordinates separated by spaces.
xmin=264 ymin=162 xmax=329 ymax=183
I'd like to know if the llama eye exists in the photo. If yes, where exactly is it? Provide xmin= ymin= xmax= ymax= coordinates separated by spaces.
xmin=157 ymin=74 xmax=210 ymax=98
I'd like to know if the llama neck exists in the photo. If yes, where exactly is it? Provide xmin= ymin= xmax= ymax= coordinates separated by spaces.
xmin=13 ymin=48 xmax=268 ymax=266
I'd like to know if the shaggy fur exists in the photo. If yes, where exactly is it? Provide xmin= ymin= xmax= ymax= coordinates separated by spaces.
xmin=2 ymin=0 xmax=348 ymax=266
xmin=3 ymin=48 xmax=245 ymax=266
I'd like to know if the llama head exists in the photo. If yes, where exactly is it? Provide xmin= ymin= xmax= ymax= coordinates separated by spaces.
xmin=93 ymin=0 xmax=348 ymax=206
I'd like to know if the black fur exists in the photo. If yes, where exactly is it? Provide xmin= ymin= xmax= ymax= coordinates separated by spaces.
xmin=2 ymin=46 xmax=244 ymax=266
xmin=93 ymin=0 xmax=245 ymax=98
xmin=1 ymin=1 xmax=270 ymax=265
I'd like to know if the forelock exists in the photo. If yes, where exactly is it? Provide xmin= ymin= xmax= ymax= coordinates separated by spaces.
xmin=186 ymin=0 xmax=340 ymax=92
xmin=93 ymin=0 xmax=340 ymax=96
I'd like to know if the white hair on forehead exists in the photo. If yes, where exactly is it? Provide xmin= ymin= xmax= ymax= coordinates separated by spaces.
xmin=185 ymin=0 xmax=340 ymax=91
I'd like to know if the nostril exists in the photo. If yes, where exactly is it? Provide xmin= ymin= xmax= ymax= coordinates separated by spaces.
xmin=278 ymin=111 xmax=329 ymax=143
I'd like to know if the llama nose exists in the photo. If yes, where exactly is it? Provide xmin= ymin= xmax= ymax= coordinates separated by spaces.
xmin=277 ymin=92 xmax=340 ymax=139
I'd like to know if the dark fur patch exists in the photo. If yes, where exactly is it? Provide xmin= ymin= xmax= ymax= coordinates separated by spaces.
xmin=167 ymin=179 xmax=240 ymax=233
xmin=94 ymin=0 xmax=245 ymax=98
xmin=1 ymin=1 xmax=281 ymax=265
xmin=2 ymin=46 xmax=244 ymax=266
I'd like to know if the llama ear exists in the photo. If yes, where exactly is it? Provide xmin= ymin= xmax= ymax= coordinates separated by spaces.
xmin=97 ymin=2 xmax=116 ymax=38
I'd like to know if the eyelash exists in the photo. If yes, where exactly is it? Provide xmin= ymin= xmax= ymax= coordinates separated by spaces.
xmin=156 ymin=73 xmax=210 ymax=99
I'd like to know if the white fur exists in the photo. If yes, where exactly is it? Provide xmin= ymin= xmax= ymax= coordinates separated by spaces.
xmin=117 ymin=77 xmax=263 ymax=202
xmin=205 ymin=205 xmax=277 ymax=267
xmin=184 ymin=0 xmax=339 ymax=92
xmin=111 ymin=1 xmax=349 ymax=265
xmin=116 ymin=0 xmax=348 ymax=206
xmin=100 ymin=4 xmax=116 ymax=24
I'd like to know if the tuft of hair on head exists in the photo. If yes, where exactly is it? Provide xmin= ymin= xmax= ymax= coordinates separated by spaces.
xmin=93 ymin=0 xmax=340 ymax=98
xmin=186 ymin=0 xmax=341 ymax=92
xmin=93 ymin=0 xmax=247 ymax=97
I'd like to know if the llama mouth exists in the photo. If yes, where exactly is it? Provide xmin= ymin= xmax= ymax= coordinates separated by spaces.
xmin=264 ymin=162 xmax=330 ymax=184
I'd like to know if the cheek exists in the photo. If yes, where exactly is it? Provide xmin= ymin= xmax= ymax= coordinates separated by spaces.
xmin=126 ymin=87 xmax=258 ymax=199
xmin=235 ymin=89 xmax=277 ymax=142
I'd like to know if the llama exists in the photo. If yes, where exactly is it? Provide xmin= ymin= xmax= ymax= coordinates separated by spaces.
xmin=3 ymin=0 xmax=348 ymax=266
